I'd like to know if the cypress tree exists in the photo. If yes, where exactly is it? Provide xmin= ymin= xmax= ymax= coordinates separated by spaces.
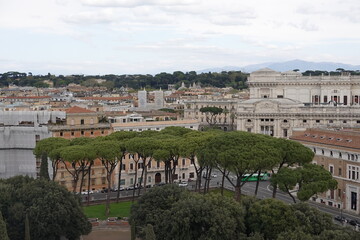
xmin=145 ymin=224 xmax=156 ymax=240
xmin=0 ymin=211 xmax=9 ymax=240
xmin=39 ymin=152 xmax=50 ymax=180
xmin=25 ymin=213 xmax=30 ymax=240
xmin=131 ymin=220 xmax=136 ymax=240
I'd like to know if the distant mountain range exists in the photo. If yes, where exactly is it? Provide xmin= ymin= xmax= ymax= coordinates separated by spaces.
xmin=198 ymin=59 xmax=360 ymax=73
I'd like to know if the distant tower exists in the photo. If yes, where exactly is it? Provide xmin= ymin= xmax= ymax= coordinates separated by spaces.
xmin=154 ymin=89 xmax=164 ymax=109
xmin=138 ymin=89 xmax=147 ymax=109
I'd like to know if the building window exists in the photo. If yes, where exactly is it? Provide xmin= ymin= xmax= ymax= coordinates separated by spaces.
xmin=81 ymin=131 xmax=84 ymax=136
xmin=303 ymin=120 xmax=307 ymax=123
xmin=130 ymin=163 xmax=134 ymax=170
xmin=61 ymin=172 xmax=64 ymax=178
xmin=71 ymin=131 xmax=74 ymax=136
xmin=313 ymin=148 xmax=316 ymax=153
xmin=277 ymin=95 xmax=283 ymax=98
xmin=120 ymin=179 xmax=125 ymax=185
xmin=90 ymin=118 xmax=94 ymax=125
xmin=182 ymin=158 xmax=186 ymax=166
xmin=322 ymin=149 xmax=324 ymax=155
xmin=92 ymin=169 xmax=95 ymax=175
xmin=102 ymin=177 xmax=106 ymax=184
xmin=81 ymin=119 xmax=85 ymax=125
xmin=102 ymin=169 xmax=105 ymax=175
xmin=101 ymin=130 xmax=105 ymax=134
xmin=329 ymin=165 xmax=334 ymax=174
xmin=330 ymin=151 xmax=333 ymax=157
xmin=247 ymin=119 xmax=252 ymax=122
xmin=283 ymin=119 xmax=288 ymax=123
xmin=351 ymin=192 xmax=357 ymax=210
xmin=316 ymin=120 xmax=320 ymax=123
xmin=157 ymin=161 xmax=160 ymax=168
xmin=121 ymin=164 xmax=126 ymax=170
xmin=283 ymin=129 xmax=288 ymax=137
xmin=329 ymin=120 xmax=333 ymax=123
xmin=339 ymin=152 xmax=342 ymax=158
xmin=348 ymin=165 xmax=359 ymax=180
xmin=189 ymin=172 xmax=195 ymax=178
xmin=148 ymin=176 xmax=151 ymax=183
xmin=324 ymin=95 xmax=328 ymax=103
xmin=60 ymin=132 xmax=63 ymax=137
xmin=247 ymin=128 xmax=251 ymax=132
xmin=91 ymin=131 xmax=94 ymax=135
xmin=91 ymin=179 xmax=96 ymax=186
xmin=338 ymin=168 xmax=342 ymax=176
xmin=130 ymin=178 xmax=133 ymax=185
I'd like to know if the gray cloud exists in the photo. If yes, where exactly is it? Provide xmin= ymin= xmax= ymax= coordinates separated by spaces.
xmin=81 ymin=0 xmax=195 ymax=8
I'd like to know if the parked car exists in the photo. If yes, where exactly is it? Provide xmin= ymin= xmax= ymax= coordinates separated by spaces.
xmin=179 ymin=181 xmax=188 ymax=187
xmin=81 ymin=190 xmax=93 ymax=195
xmin=111 ymin=187 xmax=124 ymax=192
xmin=349 ymin=219 xmax=360 ymax=226
xmin=334 ymin=215 xmax=348 ymax=223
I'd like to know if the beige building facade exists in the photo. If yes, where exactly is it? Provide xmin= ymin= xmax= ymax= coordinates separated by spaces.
xmin=291 ymin=129 xmax=360 ymax=214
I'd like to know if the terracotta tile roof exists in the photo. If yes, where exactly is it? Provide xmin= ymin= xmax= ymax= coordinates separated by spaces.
xmin=290 ymin=129 xmax=360 ymax=150
xmin=65 ymin=106 xmax=95 ymax=114
xmin=5 ymin=96 xmax=51 ymax=99
xmin=79 ymin=96 xmax=133 ymax=101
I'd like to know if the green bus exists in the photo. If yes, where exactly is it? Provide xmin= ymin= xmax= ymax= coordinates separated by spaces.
xmin=241 ymin=173 xmax=270 ymax=182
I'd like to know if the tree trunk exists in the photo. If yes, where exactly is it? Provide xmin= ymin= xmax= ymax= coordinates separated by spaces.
xmin=132 ymin=162 xmax=138 ymax=202
xmin=206 ymin=168 xmax=212 ymax=193
xmin=137 ymin=162 xmax=146 ymax=196
xmin=143 ymin=160 xmax=150 ymax=193
xmin=79 ymin=167 xmax=86 ymax=194
xmin=221 ymin=170 xmax=226 ymax=196
xmin=87 ymin=164 xmax=92 ymax=206
xmin=164 ymin=162 xmax=169 ymax=184
xmin=52 ymin=160 xmax=58 ymax=181
xmin=105 ymin=172 xmax=112 ymax=217
xmin=235 ymin=184 xmax=242 ymax=202
xmin=254 ymin=169 xmax=261 ymax=196
xmin=285 ymin=186 xmax=297 ymax=203
xmin=271 ymin=169 xmax=277 ymax=198
xmin=116 ymin=158 xmax=123 ymax=203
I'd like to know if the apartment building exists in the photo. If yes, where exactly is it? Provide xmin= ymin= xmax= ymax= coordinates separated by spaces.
xmin=291 ymin=128 xmax=360 ymax=214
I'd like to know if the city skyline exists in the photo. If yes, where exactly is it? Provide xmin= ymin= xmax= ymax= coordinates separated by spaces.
xmin=1 ymin=0 xmax=360 ymax=75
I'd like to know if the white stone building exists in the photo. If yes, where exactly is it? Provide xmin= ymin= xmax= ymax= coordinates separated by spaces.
xmin=237 ymin=69 xmax=360 ymax=137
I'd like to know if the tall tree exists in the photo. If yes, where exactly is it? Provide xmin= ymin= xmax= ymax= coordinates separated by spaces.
xmin=106 ymin=131 xmax=138 ymax=202
xmin=60 ymin=145 xmax=96 ymax=193
xmin=200 ymin=106 xmax=223 ymax=127
xmin=39 ymin=152 xmax=50 ymax=180
xmin=33 ymin=137 xmax=70 ymax=180
xmin=270 ymin=138 xmax=314 ymax=198
xmin=0 ymin=176 xmax=91 ymax=240
xmin=92 ymin=140 xmax=122 ymax=217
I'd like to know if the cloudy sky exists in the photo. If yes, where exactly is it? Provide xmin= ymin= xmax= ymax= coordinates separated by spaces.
xmin=0 ymin=0 xmax=359 ymax=75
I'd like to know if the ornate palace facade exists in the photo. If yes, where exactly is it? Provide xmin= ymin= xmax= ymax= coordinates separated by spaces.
xmin=237 ymin=68 xmax=360 ymax=137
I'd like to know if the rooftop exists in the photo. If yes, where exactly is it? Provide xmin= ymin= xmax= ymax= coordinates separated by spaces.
xmin=65 ymin=106 xmax=95 ymax=114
